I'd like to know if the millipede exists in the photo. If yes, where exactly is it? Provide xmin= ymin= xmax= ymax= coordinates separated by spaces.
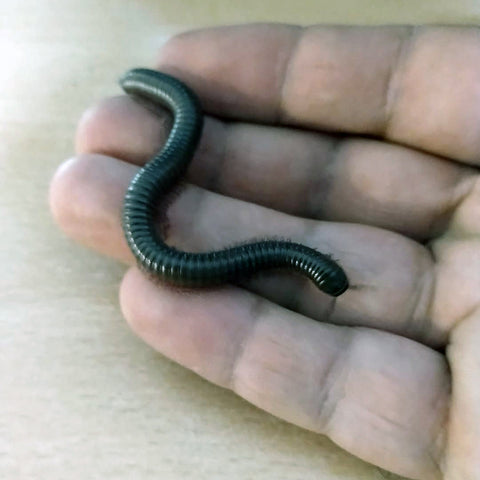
xmin=120 ymin=68 xmax=349 ymax=297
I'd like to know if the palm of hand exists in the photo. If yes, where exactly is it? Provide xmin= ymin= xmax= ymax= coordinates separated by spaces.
xmin=50 ymin=25 xmax=480 ymax=480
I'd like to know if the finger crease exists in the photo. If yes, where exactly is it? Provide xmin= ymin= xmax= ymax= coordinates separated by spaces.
xmin=208 ymin=119 xmax=232 ymax=192
xmin=228 ymin=296 xmax=265 ymax=391
xmin=441 ymin=173 xmax=480 ymax=238
xmin=307 ymin=135 xmax=344 ymax=218
xmin=382 ymin=25 xmax=418 ymax=137
xmin=408 ymin=253 xmax=438 ymax=344
xmin=313 ymin=327 xmax=355 ymax=433
xmin=276 ymin=26 xmax=305 ymax=123
xmin=427 ymin=378 xmax=451 ymax=475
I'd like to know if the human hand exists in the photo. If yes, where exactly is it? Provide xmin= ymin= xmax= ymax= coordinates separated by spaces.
xmin=49 ymin=25 xmax=480 ymax=480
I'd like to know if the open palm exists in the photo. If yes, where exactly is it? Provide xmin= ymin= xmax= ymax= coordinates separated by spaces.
xmin=50 ymin=25 xmax=480 ymax=480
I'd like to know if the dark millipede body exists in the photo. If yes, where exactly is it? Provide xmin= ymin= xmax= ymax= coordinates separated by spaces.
xmin=120 ymin=68 xmax=349 ymax=297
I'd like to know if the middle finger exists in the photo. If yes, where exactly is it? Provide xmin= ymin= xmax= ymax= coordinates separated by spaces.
xmin=77 ymin=95 xmax=477 ymax=241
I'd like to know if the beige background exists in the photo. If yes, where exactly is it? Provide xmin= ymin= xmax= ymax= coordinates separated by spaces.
xmin=2 ymin=1 xmax=479 ymax=479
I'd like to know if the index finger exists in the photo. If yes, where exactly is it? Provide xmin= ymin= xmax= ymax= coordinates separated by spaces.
xmin=156 ymin=24 xmax=480 ymax=165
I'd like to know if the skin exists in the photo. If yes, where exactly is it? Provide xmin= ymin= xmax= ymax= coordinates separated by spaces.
xmin=49 ymin=25 xmax=480 ymax=480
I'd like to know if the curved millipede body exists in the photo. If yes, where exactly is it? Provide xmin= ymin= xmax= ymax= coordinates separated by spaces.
xmin=120 ymin=68 xmax=349 ymax=296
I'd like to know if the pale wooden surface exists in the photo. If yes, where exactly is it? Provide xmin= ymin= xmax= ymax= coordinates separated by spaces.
xmin=2 ymin=1 xmax=479 ymax=479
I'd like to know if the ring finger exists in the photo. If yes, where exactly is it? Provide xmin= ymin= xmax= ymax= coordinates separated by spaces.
xmin=50 ymin=153 xmax=441 ymax=346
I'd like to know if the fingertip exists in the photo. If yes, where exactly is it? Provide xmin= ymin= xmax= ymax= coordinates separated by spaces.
xmin=118 ymin=266 xmax=256 ymax=387
xmin=155 ymin=24 xmax=301 ymax=120
xmin=49 ymin=156 xmax=85 ymax=233
xmin=119 ymin=268 xmax=146 ymax=340
xmin=49 ymin=154 xmax=135 ymax=259
xmin=75 ymin=97 xmax=118 ymax=154
xmin=119 ymin=267 xmax=165 ymax=339
xmin=75 ymin=95 xmax=169 ymax=164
